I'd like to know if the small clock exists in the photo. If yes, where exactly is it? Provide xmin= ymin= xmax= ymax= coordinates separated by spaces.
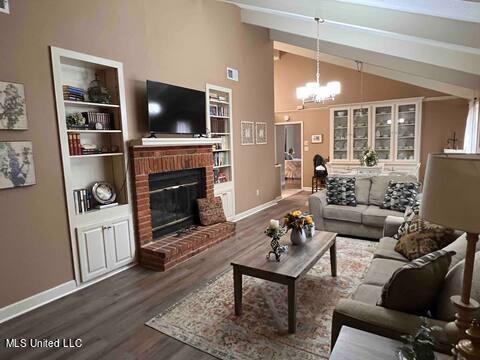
xmin=92 ymin=182 xmax=116 ymax=205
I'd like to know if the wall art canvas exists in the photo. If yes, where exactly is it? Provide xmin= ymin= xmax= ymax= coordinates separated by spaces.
xmin=0 ymin=81 xmax=28 ymax=130
xmin=241 ymin=121 xmax=254 ymax=145
xmin=0 ymin=0 xmax=9 ymax=14
xmin=0 ymin=142 xmax=36 ymax=189
xmin=312 ymin=134 xmax=323 ymax=143
xmin=255 ymin=122 xmax=267 ymax=145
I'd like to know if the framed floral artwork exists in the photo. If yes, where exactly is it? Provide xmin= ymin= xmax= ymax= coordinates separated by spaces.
xmin=0 ymin=81 xmax=28 ymax=130
xmin=0 ymin=0 xmax=9 ymax=14
xmin=255 ymin=122 xmax=267 ymax=145
xmin=0 ymin=141 xmax=36 ymax=189
xmin=241 ymin=121 xmax=254 ymax=145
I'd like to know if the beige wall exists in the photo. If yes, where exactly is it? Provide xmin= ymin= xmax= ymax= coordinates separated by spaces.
xmin=0 ymin=0 xmax=276 ymax=308
xmin=274 ymin=53 xmax=468 ymax=183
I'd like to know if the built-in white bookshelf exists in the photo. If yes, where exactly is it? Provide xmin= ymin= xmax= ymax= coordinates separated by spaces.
xmin=51 ymin=47 xmax=135 ymax=284
xmin=206 ymin=84 xmax=235 ymax=220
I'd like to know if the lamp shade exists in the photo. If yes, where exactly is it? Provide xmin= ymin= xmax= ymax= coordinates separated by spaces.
xmin=420 ymin=153 xmax=480 ymax=233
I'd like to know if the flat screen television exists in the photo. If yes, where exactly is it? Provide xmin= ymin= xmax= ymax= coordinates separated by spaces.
xmin=147 ymin=80 xmax=206 ymax=135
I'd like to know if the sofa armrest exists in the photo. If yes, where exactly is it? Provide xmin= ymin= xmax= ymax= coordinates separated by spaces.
xmin=383 ymin=216 xmax=404 ymax=238
xmin=308 ymin=190 xmax=328 ymax=230
xmin=332 ymin=299 xmax=450 ymax=354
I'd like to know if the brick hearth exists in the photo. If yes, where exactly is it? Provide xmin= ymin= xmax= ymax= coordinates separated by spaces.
xmin=130 ymin=144 xmax=235 ymax=271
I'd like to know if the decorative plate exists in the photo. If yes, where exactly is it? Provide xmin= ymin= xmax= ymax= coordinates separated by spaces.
xmin=92 ymin=182 xmax=116 ymax=204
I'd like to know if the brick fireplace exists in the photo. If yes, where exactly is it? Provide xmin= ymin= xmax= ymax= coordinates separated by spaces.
xmin=130 ymin=141 xmax=235 ymax=271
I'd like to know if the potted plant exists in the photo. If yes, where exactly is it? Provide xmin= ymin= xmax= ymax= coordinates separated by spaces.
xmin=398 ymin=318 xmax=442 ymax=360
xmin=360 ymin=148 xmax=379 ymax=167
xmin=283 ymin=211 xmax=313 ymax=245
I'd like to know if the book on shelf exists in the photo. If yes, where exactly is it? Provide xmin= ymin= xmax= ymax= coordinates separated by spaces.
xmin=213 ymin=152 xmax=229 ymax=167
xmin=68 ymin=133 xmax=82 ymax=155
xmin=73 ymin=189 xmax=93 ymax=214
xmin=63 ymin=85 xmax=86 ymax=101
xmin=81 ymin=112 xmax=113 ymax=130
xmin=96 ymin=202 xmax=119 ymax=210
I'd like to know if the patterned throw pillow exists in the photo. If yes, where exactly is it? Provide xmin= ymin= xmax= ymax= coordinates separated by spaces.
xmin=197 ymin=197 xmax=227 ymax=226
xmin=393 ymin=200 xmax=420 ymax=240
xmin=382 ymin=181 xmax=420 ymax=212
xmin=325 ymin=177 xmax=356 ymax=206
xmin=378 ymin=250 xmax=455 ymax=315
xmin=394 ymin=216 xmax=457 ymax=260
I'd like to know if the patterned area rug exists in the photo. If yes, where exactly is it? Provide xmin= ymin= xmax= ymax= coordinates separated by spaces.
xmin=147 ymin=237 xmax=376 ymax=359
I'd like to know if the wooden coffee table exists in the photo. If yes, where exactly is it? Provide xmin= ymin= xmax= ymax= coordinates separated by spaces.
xmin=231 ymin=231 xmax=337 ymax=333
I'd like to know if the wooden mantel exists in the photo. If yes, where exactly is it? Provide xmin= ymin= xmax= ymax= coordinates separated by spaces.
xmin=130 ymin=137 xmax=221 ymax=148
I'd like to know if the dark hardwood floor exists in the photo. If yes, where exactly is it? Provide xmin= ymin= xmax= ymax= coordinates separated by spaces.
xmin=0 ymin=193 xmax=310 ymax=360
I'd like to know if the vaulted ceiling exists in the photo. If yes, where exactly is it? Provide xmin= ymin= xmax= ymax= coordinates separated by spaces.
xmin=223 ymin=0 xmax=480 ymax=98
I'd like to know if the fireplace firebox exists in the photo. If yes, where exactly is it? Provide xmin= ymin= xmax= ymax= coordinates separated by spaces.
xmin=149 ymin=168 xmax=205 ymax=239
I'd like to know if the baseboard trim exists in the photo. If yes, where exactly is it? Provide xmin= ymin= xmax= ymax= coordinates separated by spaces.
xmin=303 ymin=187 xmax=312 ymax=192
xmin=0 ymin=280 xmax=77 ymax=324
xmin=0 ymin=262 xmax=137 ymax=325
xmin=232 ymin=198 xmax=279 ymax=222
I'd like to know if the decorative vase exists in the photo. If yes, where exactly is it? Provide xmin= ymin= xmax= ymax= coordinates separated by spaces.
xmin=290 ymin=228 xmax=307 ymax=246
xmin=305 ymin=224 xmax=315 ymax=238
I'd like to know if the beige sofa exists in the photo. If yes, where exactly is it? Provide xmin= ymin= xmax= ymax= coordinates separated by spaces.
xmin=309 ymin=175 xmax=417 ymax=239
xmin=331 ymin=216 xmax=480 ymax=354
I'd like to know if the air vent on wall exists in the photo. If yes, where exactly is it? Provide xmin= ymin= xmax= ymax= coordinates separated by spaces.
xmin=227 ymin=67 xmax=239 ymax=82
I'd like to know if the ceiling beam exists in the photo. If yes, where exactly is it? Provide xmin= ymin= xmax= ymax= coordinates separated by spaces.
xmin=225 ymin=0 xmax=480 ymax=47
xmin=241 ymin=8 xmax=480 ymax=76
xmin=274 ymin=41 xmax=476 ymax=99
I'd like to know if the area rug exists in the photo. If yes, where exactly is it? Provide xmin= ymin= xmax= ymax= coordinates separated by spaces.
xmin=147 ymin=237 xmax=376 ymax=359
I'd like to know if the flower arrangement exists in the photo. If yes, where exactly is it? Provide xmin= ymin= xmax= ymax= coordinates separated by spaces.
xmin=283 ymin=210 xmax=313 ymax=231
xmin=360 ymin=148 xmax=378 ymax=167
xmin=265 ymin=219 xmax=285 ymax=240
xmin=398 ymin=318 xmax=441 ymax=360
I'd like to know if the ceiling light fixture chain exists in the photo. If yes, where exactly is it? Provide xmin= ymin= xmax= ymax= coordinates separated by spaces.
xmin=355 ymin=60 xmax=364 ymax=107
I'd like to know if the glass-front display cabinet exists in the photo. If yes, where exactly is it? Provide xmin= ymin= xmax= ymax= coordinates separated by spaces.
xmin=329 ymin=98 xmax=421 ymax=168
xmin=332 ymin=108 xmax=349 ymax=161
xmin=373 ymin=105 xmax=393 ymax=161
xmin=395 ymin=103 xmax=417 ymax=161
xmin=352 ymin=107 xmax=370 ymax=162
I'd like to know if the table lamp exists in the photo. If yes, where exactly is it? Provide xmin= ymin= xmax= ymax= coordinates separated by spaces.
xmin=420 ymin=153 xmax=480 ymax=355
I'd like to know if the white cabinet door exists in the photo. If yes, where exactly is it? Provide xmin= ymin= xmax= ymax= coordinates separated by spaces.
xmin=372 ymin=104 xmax=394 ymax=161
xmin=77 ymin=216 xmax=135 ymax=282
xmin=109 ymin=218 xmax=135 ymax=270
xmin=394 ymin=103 xmax=420 ymax=162
xmin=351 ymin=106 xmax=370 ymax=162
xmin=330 ymin=108 xmax=350 ymax=162
xmin=77 ymin=225 xmax=110 ymax=282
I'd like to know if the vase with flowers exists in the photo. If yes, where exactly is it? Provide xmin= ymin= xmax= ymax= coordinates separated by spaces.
xmin=284 ymin=210 xmax=314 ymax=246
xmin=360 ymin=148 xmax=379 ymax=167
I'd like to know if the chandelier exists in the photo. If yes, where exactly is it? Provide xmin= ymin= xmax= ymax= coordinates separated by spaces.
xmin=296 ymin=18 xmax=341 ymax=103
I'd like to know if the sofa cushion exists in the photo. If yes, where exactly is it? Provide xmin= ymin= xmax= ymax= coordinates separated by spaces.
xmin=363 ymin=258 xmax=407 ymax=286
xmin=355 ymin=177 xmax=371 ymax=205
xmin=442 ymin=233 xmax=477 ymax=269
xmin=394 ymin=218 xmax=457 ymax=260
xmin=434 ymin=251 xmax=480 ymax=321
xmin=374 ymin=237 xmax=409 ymax=262
xmin=323 ymin=204 xmax=367 ymax=224
xmin=326 ymin=177 xmax=357 ymax=206
xmin=382 ymin=180 xmax=420 ymax=212
xmin=378 ymin=250 xmax=454 ymax=315
xmin=393 ymin=201 xmax=421 ymax=239
xmin=352 ymin=284 xmax=383 ymax=305
xmin=362 ymin=205 xmax=403 ymax=228
xmin=197 ymin=197 xmax=226 ymax=226
xmin=369 ymin=175 xmax=416 ymax=206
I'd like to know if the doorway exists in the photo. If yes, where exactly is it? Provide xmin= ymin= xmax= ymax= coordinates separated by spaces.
xmin=275 ymin=122 xmax=303 ymax=198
